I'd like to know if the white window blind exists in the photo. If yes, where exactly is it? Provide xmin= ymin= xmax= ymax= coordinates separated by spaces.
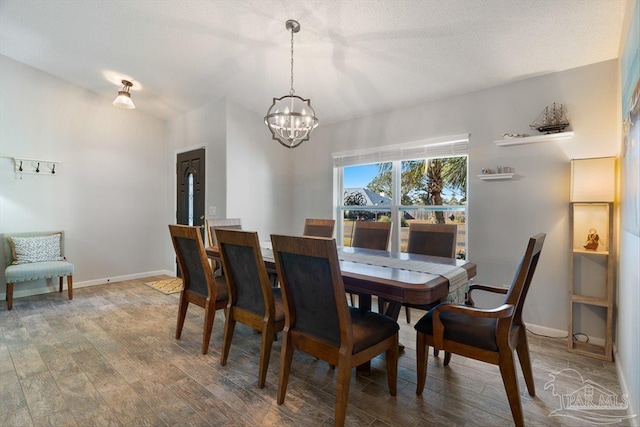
xmin=332 ymin=134 xmax=469 ymax=167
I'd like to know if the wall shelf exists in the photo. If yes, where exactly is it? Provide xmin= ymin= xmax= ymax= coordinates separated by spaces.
xmin=572 ymin=248 xmax=609 ymax=256
xmin=494 ymin=131 xmax=574 ymax=146
xmin=477 ymin=173 xmax=514 ymax=180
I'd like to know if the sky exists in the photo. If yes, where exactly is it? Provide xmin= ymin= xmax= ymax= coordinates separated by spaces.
xmin=344 ymin=164 xmax=380 ymax=188
xmin=344 ymin=162 xmax=461 ymax=201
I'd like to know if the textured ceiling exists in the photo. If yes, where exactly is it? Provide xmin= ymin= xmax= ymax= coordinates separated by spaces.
xmin=0 ymin=0 xmax=630 ymax=123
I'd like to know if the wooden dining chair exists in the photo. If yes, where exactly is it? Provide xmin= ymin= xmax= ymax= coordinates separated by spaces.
xmin=206 ymin=218 xmax=242 ymax=247
xmin=403 ymin=223 xmax=458 ymax=323
xmin=302 ymin=218 xmax=335 ymax=238
xmin=271 ymin=234 xmax=399 ymax=427
xmin=414 ymin=233 xmax=546 ymax=427
xmin=168 ymin=224 xmax=229 ymax=355
xmin=407 ymin=222 xmax=457 ymax=258
xmin=206 ymin=218 xmax=242 ymax=275
xmin=349 ymin=220 xmax=392 ymax=306
xmin=215 ymin=228 xmax=285 ymax=389
xmin=351 ymin=220 xmax=392 ymax=250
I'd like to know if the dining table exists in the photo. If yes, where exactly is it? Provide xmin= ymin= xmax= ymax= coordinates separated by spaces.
xmin=205 ymin=243 xmax=476 ymax=320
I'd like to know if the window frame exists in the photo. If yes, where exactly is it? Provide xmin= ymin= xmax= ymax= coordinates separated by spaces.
xmin=333 ymin=134 xmax=469 ymax=253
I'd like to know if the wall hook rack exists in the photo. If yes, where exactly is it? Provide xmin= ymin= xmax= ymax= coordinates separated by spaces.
xmin=12 ymin=157 xmax=61 ymax=175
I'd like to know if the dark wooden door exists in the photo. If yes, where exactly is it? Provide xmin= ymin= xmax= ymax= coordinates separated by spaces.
xmin=176 ymin=148 xmax=205 ymax=229
xmin=175 ymin=148 xmax=205 ymax=277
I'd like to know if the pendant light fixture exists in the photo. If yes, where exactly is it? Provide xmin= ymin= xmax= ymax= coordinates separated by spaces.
xmin=113 ymin=79 xmax=135 ymax=109
xmin=264 ymin=20 xmax=318 ymax=148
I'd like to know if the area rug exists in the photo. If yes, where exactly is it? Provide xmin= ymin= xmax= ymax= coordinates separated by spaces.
xmin=143 ymin=278 xmax=183 ymax=295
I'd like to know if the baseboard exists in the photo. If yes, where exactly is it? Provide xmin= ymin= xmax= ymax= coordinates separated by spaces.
xmin=526 ymin=323 xmax=568 ymax=338
xmin=0 ymin=270 xmax=175 ymax=300
xmin=526 ymin=322 xmax=605 ymax=346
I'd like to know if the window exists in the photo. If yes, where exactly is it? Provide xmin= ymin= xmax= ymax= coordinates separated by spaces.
xmin=333 ymin=135 xmax=468 ymax=256
xmin=187 ymin=172 xmax=194 ymax=226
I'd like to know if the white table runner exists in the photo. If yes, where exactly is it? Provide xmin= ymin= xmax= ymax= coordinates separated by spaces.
xmin=262 ymin=246 xmax=469 ymax=299
xmin=337 ymin=251 xmax=469 ymax=295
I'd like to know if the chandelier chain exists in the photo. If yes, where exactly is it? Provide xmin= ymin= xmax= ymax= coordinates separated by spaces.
xmin=290 ymin=26 xmax=295 ymax=95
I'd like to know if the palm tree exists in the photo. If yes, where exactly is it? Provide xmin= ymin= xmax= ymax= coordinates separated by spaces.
xmin=367 ymin=156 xmax=467 ymax=223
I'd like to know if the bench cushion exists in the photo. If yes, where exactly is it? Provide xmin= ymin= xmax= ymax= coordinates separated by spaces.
xmin=5 ymin=261 xmax=74 ymax=283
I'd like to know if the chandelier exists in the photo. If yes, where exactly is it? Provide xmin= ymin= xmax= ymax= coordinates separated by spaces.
xmin=264 ymin=20 xmax=318 ymax=149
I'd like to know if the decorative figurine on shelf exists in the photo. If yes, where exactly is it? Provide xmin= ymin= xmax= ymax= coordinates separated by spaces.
xmin=583 ymin=228 xmax=600 ymax=250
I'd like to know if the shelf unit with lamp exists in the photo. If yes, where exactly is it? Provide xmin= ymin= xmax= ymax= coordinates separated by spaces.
xmin=568 ymin=157 xmax=615 ymax=361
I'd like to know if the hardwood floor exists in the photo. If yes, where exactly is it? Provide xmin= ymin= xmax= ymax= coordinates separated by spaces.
xmin=0 ymin=277 xmax=632 ymax=426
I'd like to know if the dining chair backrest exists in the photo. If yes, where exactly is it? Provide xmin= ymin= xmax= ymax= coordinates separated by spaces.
xmin=215 ymin=228 xmax=272 ymax=316
xmin=351 ymin=220 xmax=392 ymax=251
xmin=302 ymin=218 xmax=335 ymax=238
xmin=169 ymin=224 xmax=215 ymax=298
xmin=271 ymin=235 xmax=349 ymax=348
xmin=207 ymin=218 xmax=242 ymax=247
xmin=503 ymin=233 xmax=546 ymax=326
xmin=407 ymin=223 xmax=457 ymax=258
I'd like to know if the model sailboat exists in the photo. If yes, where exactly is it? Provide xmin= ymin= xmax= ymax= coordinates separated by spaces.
xmin=530 ymin=103 xmax=570 ymax=134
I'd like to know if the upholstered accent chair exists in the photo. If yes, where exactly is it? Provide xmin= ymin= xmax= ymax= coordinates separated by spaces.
xmin=169 ymin=224 xmax=228 ymax=355
xmin=414 ymin=233 xmax=546 ymax=427
xmin=302 ymin=218 xmax=335 ymax=238
xmin=271 ymin=234 xmax=399 ymax=426
xmin=215 ymin=228 xmax=285 ymax=389
xmin=2 ymin=231 xmax=74 ymax=310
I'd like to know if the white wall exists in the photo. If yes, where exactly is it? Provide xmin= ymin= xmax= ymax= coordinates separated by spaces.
xmin=225 ymin=99 xmax=293 ymax=238
xmin=0 ymin=54 xmax=169 ymax=296
xmin=291 ymin=59 xmax=619 ymax=337
xmin=165 ymin=98 xmax=292 ymax=251
xmin=165 ymin=98 xmax=226 ymax=273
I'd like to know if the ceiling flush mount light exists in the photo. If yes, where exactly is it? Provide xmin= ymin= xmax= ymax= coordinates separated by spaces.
xmin=264 ymin=19 xmax=318 ymax=149
xmin=113 ymin=79 xmax=135 ymax=109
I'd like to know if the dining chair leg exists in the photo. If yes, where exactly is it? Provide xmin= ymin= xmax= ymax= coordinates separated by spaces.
xmin=516 ymin=327 xmax=536 ymax=396
xmin=443 ymin=351 xmax=452 ymax=366
xmin=405 ymin=306 xmax=411 ymax=323
xmin=277 ymin=331 xmax=294 ymax=404
xmin=416 ymin=332 xmax=427 ymax=395
xmin=335 ymin=358 xmax=352 ymax=427
xmin=258 ymin=322 xmax=275 ymax=389
xmin=175 ymin=294 xmax=189 ymax=339
xmin=386 ymin=334 xmax=399 ymax=396
xmin=498 ymin=350 xmax=525 ymax=427
xmin=201 ymin=302 xmax=216 ymax=355
xmin=221 ymin=315 xmax=236 ymax=366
